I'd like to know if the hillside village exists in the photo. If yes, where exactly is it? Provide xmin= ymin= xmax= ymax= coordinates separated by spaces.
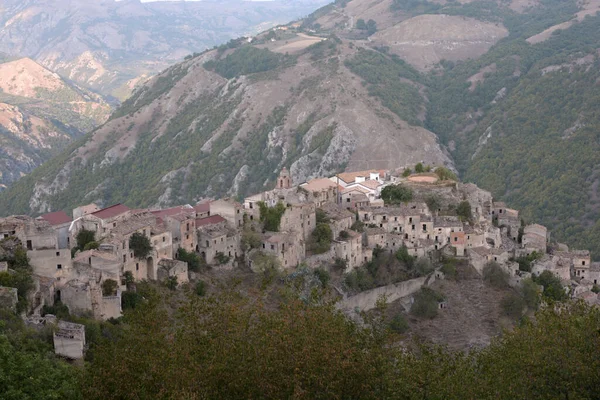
xmin=1 ymin=165 xmax=598 ymax=358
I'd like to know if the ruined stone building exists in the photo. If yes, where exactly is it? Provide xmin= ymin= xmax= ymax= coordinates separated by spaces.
xmin=196 ymin=215 xmax=240 ymax=267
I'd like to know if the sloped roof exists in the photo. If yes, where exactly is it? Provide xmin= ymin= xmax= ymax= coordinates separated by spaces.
xmin=91 ymin=204 xmax=130 ymax=220
xmin=336 ymin=169 xmax=380 ymax=184
xmin=302 ymin=178 xmax=337 ymax=192
xmin=194 ymin=201 xmax=211 ymax=214
xmin=39 ymin=210 xmax=72 ymax=226
xmin=196 ymin=215 xmax=225 ymax=227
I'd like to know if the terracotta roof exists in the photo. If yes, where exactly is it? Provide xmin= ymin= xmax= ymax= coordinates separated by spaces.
xmin=151 ymin=205 xmax=194 ymax=219
xmin=39 ymin=211 xmax=72 ymax=226
xmin=336 ymin=170 xmax=380 ymax=184
xmin=351 ymin=180 xmax=382 ymax=190
xmin=194 ymin=201 xmax=211 ymax=214
xmin=91 ymin=204 xmax=130 ymax=220
xmin=196 ymin=215 xmax=225 ymax=227
xmin=302 ymin=178 xmax=337 ymax=192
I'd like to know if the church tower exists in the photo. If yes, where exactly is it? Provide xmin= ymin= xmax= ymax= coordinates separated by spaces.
xmin=276 ymin=167 xmax=292 ymax=189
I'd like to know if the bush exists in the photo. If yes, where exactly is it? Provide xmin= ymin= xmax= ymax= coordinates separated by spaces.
xmin=501 ymin=292 xmax=525 ymax=320
xmin=84 ymin=241 xmax=99 ymax=251
xmin=411 ymin=287 xmax=444 ymax=319
xmin=483 ymin=262 xmax=509 ymax=289
xmin=415 ymin=163 xmax=424 ymax=173
xmin=316 ymin=209 xmax=330 ymax=224
xmin=415 ymin=257 xmax=434 ymax=276
xmin=389 ymin=314 xmax=409 ymax=334
xmin=592 ymin=284 xmax=600 ymax=294
xmin=339 ymin=230 xmax=350 ymax=240
xmin=129 ymin=233 xmax=152 ymax=259
xmin=76 ymin=229 xmax=96 ymax=250
xmin=395 ymin=245 xmax=415 ymax=268
xmin=425 ymin=195 xmax=441 ymax=212
xmin=440 ymin=257 xmax=458 ymax=280
xmin=195 ymin=281 xmax=206 ymax=297
xmin=215 ymin=252 xmax=230 ymax=265
xmin=333 ymin=258 xmax=347 ymax=271
xmin=314 ymin=268 xmax=330 ymax=286
xmin=122 ymin=291 xmax=143 ymax=310
xmin=515 ymin=251 xmax=542 ymax=272
xmin=165 ymin=276 xmax=178 ymax=291
xmin=101 ymin=279 xmax=118 ymax=296
xmin=41 ymin=301 xmax=70 ymax=319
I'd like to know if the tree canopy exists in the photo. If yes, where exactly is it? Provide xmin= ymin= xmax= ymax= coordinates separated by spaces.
xmin=381 ymin=184 xmax=413 ymax=205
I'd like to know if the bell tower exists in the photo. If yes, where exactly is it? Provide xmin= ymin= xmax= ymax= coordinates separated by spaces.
xmin=276 ymin=167 xmax=292 ymax=189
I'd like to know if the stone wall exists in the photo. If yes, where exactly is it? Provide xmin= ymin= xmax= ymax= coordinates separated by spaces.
xmin=337 ymin=274 xmax=431 ymax=312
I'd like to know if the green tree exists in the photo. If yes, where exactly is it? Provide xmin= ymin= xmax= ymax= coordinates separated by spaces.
xmin=258 ymin=201 xmax=287 ymax=232
xmin=483 ymin=262 xmax=509 ymax=289
xmin=389 ymin=314 xmax=409 ymax=334
xmin=83 ymin=241 xmax=99 ymax=251
xmin=434 ymin=166 xmax=457 ymax=181
xmin=381 ymin=184 xmax=413 ymax=204
xmin=76 ymin=229 xmax=96 ymax=250
xmin=534 ymin=270 xmax=568 ymax=302
xmin=310 ymin=223 xmax=333 ymax=254
xmin=356 ymin=18 xmax=366 ymax=29
xmin=176 ymin=248 xmax=205 ymax=272
xmin=129 ymin=233 xmax=152 ymax=260
xmin=366 ymin=19 xmax=377 ymax=35
xmin=402 ymin=168 xmax=412 ymax=177
xmin=456 ymin=201 xmax=473 ymax=221
xmin=414 ymin=162 xmax=425 ymax=173
xmin=411 ymin=287 xmax=444 ymax=319
xmin=500 ymin=292 xmax=525 ymax=320
xmin=195 ymin=281 xmax=206 ymax=297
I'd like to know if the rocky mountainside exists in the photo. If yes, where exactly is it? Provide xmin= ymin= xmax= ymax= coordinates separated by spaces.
xmin=3 ymin=0 xmax=600 ymax=258
xmin=0 ymin=0 xmax=330 ymax=99
xmin=0 ymin=57 xmax=111 ymax=189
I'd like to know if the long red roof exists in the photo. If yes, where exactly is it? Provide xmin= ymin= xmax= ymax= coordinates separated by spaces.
xmin=39 ymin=210 xmax=72 ymax=226
xmin=196 ymin=215 xmax=225 ymax=227
xmin=91 ymin=204 xmax=130 ymax=220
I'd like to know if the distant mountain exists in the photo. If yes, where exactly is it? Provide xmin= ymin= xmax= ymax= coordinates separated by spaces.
xmin=0 ymin=0 xmax=331 ymax=99
xmin=0 ymin=57 xmax=111 ymax=189
xmin=3 ymin=0 xmax=600 ymax=259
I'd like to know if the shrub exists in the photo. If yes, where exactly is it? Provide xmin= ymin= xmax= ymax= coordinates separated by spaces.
xmin=395 ymin=245 xmax=415 ymax=268
xmin=425 ymin=195 xmax=441 ymax=212
xmin=314 ymin=268 xmax=330 ymax=286
xmin=165 ymin=276 xmax=178 ymax=291
xmin=84 ymin=241 xmax=99 ymax=251
xmin=129 ymin=233 xmax=152 ymax=259
xmin=332 ymin=258 xmax=347 ymax=271
xmin=122 ymin=291 xmax=143 ymax=310
xmin=440 ymin=257 xmax=458 ymax=280
xmin=41 ymin=301 xmax=70 ymax=319
xmin=339 ymin=230 xmax=350 ymax=240
xmin=215 ymin=252 xmax=230 ymax=265
xmin=350 ymin=220 xmax=364 ymax=232
xmin=316 ymin=209 xmax=330 ymax=223
xmin=483 ymin=262 xmax=509 ymax=289
xmin=101 ymin=279 xmax=118 ymax=296
xmin=592 ymin=285 xmax=600 ymax=294
xmin=415 ymin=258 xmax=434 ymax=276
xmin=501 ymin=292 xmax=525 ymax=320
xmin=515 ymin=251 xmax=542 ymax=272
xmin=195 ymin=281 xmax=206 ymax=297
xmin=415 ymin=163 xmax=425 ymax=173
xmin=411 ymin=287 xmax=444 ymax=319
xmin=389 ymin=314 xmax=409 ymax=334
xmin=402 ymin=168 xmax=411 ymax=177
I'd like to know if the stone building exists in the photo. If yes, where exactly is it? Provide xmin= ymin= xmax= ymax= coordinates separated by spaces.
xmin=38 ymin=211 xmax=72 ymax=249
xmin=333 ymin=230 xmax=371 ymax=271
xmin=211 ymin=198 xmax=244 ymax=229
xmin=157 ymin=259 xmax=189 ymax=285
xmin=71 ymin=203 xmax=131 ymax=239
xmin=364 ymin=227 xmax=386 ymax=249
xmin=522 ymin=224 xmax=547 ymax=254
xmin=450 ymin=231 xmax=466 ymax=256
xmin=151 ymin=206 xmax=197 ymax=255
xmin=320 ymin=203 xmax=354 ymax=239
xmin=433 ymin=216 xmax=463 ymax=247
xmin=196 ymin=215 xmax=240 ymax=267
xmin=53 ymin=321 xmax=85 ymax=359
xmin=260 ymin=230 xmax=304 ymax=269
xmin=72 ymin=203 xmax=99 ymax=220
xmin=300 ymin=178 xmax=338 ymax=207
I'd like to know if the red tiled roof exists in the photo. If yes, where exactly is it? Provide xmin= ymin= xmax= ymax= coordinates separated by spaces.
xmin=91 ymin=204 xmax=130 ymax=220
xmin=39 ymin=211 xmax=72 ymax=226
xmin=196 ymin=215 xmax=225 ymax=227
xmin=151 ymin=206 xmax=194 ymax=219
xmin=194 ymin=201 xmax=211 ymax=214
